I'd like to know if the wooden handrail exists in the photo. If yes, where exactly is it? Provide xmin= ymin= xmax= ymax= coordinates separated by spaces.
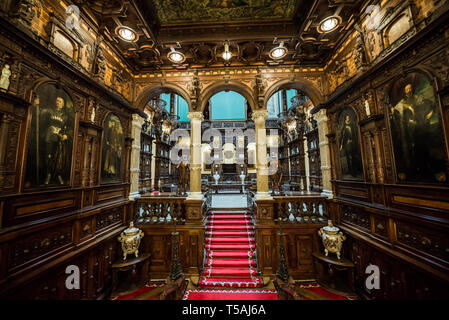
xmin=273 ymin=196 xmax=328 ymax=224
xmin=135 ymin=196 xmax=187 ymax=225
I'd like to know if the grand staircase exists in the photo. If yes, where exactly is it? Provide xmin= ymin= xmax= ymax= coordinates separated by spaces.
xmin=199 ymin=208 xmax=264 ymax=288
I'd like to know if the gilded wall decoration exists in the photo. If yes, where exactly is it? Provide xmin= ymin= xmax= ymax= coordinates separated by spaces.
xmin=388 ymin=72 xmax=447 ymax=183
xmin=24 ymin=83 xmax=75 ymax=188
xmin=101 ymin=113 xmax=124 ymax=182
xmin=337 ymin=108 xmax=363 ymax=180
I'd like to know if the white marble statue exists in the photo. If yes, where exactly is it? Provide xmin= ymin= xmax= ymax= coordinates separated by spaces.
xmin=0 ymin=64 xmax=11 ymax=91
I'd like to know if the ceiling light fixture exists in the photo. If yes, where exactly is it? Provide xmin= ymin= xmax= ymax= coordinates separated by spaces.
xmin=269 ymin=40 xmax=287 ymax=60
xmin=318 ymin=16 xmax=340 ymax=33
xmin=117 ymin=26 xmax=137 ymax=41
xmin=167 ymin=43 xmax=185 ymax=63
xmin=222 ymin=41 xmax=232 ymax=60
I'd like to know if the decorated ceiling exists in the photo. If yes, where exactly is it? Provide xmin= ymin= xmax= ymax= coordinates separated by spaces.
xmin=152 ymin=0 xmax=299 ymax=25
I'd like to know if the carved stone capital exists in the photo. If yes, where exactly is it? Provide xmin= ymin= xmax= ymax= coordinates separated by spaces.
xmin=132 ymin=113 xmax=145 ymax=128
xmin=251 ymin=109 xmax=268 ymax=122
xmin=314 ymin=109 xmax=328 ymax=124
xmin=187 ymin=111 xmax=204 ymax=122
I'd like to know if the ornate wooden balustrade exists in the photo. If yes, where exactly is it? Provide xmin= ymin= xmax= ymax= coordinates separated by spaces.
xmin=273 ymin=196 xmax=328 ymax=224
xmin=135 ymin=196 xmax=186 ymax=225
xmin=134 ymin=195 xmax=204 ymax=278
xmin=254 ymin=194 xmax=329 ymax=280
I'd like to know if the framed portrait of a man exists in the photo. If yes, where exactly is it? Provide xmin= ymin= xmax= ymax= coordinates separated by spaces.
xmin=101 ymin=114 xmax=124 ymax=182
xmin=337 ymin=108 xmax=363 ymax=180
xmin=388 ymin=73 xmax=447 ymax=183
xmin=24 ymin=83 xmax=75 ymax=188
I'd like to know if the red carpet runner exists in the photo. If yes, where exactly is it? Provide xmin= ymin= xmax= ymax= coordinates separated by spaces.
xmin=200 ymin=210 xmax=263 ymax=288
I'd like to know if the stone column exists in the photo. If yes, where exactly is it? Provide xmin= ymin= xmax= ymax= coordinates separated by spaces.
xmin=252 ymin=110 xmax=272 ymax=200
xmin=314 ymin=109 xmax=333 ymax=198
xmin=187 ymin=111 xmax=204 ymax=200
xmin=129 ymin=113 xmax=145 ymax=200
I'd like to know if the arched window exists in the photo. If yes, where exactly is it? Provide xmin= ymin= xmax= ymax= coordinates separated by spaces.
xmin=267 ymin=89 xmax=299 ymax=118
xmin=209 ymin=91 xmax=246 ymax=120
xmin=157 ymin=92 xmax=189 ymax=122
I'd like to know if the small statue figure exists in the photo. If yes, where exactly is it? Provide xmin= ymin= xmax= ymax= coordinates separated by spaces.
xmin=270 ymin=159 xmax=283 ymax=195
xmin=0 ymin=64 xmax=11 ymax=91
xmin=364 ymin=99 xmax=371 ymax=117
xmin=353 ymin=28 xmax=367 ymax=70
xmin=177 ymin=156 xmax=189 ymax=196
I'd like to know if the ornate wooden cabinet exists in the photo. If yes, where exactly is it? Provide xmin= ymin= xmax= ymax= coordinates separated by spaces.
xmin=319 ymin=5 xmax=449 ymax=299
xmin=288 ymin=134 xmax=306 ymax=188
xmin=139 ymin=120 xmax=153 ymax=192
xmin=305 ymin=125 xmax=322 ymax=192
xmin=154 ymin=138 xmax=171 ymax=187
xmin=0 ymin=5 xmax=136 ymax=299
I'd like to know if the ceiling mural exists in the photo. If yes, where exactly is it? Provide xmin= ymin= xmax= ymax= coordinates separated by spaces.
xmin=152 ymin=0 xmax=299 ymax=24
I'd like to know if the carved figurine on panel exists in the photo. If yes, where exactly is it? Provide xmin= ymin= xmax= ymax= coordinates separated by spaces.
xmin=24 ymin=84 xmax=75 ymax=187
xmin=0 ymin=64 xmax=11 ymax=91
xmin=101 ymin=114 xmax=124 ymax=182
xmin=337 ymin=108 xmax=363 ymax=180
xmin=388 ymin=73 xmax=447 ymax=183
xmin=353 ymin=27 xmax=367 ymax=70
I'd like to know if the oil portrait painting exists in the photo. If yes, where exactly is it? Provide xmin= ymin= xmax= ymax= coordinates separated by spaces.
xmin=24 ymin=83 xmax=75 ymax=188
xmin=338 ymin=108 xmax=363 ymax=180
xmin=101 ymin=114 xmax=124 ymax=182
xmin=388 ymin=73 xmax=447 ymax=183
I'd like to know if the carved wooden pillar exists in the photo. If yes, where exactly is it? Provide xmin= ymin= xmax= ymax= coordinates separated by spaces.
xmin=314 ymin=109 xmax=333 ymax=198
xmin=363 ymin=131 xmax=377 ymax=183
xmin=372 ymin=128 xmax=385 ymax=183
xmin=129 ymin=114 xmax=145 ymax=200
xmin=81 ymin=133 xmax=90 ymax=187
xmin=0 ymin=113 xmax=11 ymax=190
xmin=187 ymin=111 xmax=203 ymax=200
xmin=252 ymin=110 xmax=271 ymax=200
xmin=89 ymin=136 xmax=97 ymax=186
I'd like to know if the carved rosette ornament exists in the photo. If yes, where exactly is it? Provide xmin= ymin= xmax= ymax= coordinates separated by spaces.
xmin=318 ymin=220 xmax=346 ymax=259
xmin=117 ymin=222 xmax=144 ymax=260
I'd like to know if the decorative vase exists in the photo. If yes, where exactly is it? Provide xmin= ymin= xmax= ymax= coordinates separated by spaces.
xmin=118 ymin=222 xmax=144 ymax=260
xmin=213 ymin=174 xmax=220 ymax=185
xmin=318 ymin=220 xmax=346 ymax=259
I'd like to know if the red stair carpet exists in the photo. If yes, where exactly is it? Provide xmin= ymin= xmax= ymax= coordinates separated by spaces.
xmin=200 ymin=210 xmax=263 ymax=288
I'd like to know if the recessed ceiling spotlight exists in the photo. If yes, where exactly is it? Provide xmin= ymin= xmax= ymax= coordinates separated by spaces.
xmin=167 ymin=46 xmax=185 ymax=63
xmin=318 ymin=16 xmax=341 ymax=33
xmin=222 ymin=42 xmax=232 ymax=60
xmin=269 ymin=41 xmax=287 ymax=60
xmin=117 ymin=26 xmax=137 ymax=41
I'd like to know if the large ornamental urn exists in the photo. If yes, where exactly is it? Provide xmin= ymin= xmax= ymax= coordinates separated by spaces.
xmin=118 ymin=222 xmax=144 ymax=260
xmin=318 ymin=220 xmax=346 ymax=259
